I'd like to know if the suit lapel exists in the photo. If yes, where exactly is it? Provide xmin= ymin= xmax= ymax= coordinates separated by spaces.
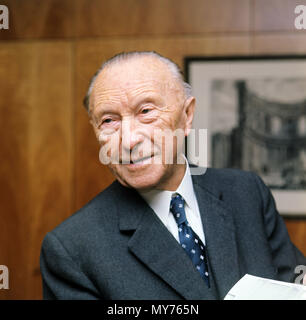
xmin=192 ymin=175 xmax=241 ymax=299
xmin=116 ymin=183 xmax=216 ymax=300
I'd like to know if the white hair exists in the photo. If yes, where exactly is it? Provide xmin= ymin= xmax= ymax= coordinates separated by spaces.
xmin=83 ymin=51 xmax=192 ymax=113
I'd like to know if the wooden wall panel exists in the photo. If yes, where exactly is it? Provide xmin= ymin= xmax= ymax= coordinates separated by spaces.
xmin=0 ymin=42 xmax=73 ymax=299
xmin=253 ymin=0 xmax=302 ymax=32
xmin=0 ymin=0 xmax=251 ymax=40
xmin=75 ymin=0 xmax=250 ymax=37
xmin=253 ymin=34 xmax=306 ymax=54
xmin=0 ymin=44 xmax=31 ymax=300
xmin=74 ymin=35 xmax=251 ymax=210
xmin=285 ymin=220 xmax=306 ymax=255
xmin=0 ymin=0 xmax=76 ymax=40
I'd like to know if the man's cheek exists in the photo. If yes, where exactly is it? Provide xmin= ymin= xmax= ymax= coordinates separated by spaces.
xmin=99 ymin=135 xmax=121 ymax=165
xmin=158 ymin=115 xmax=175 ymax=129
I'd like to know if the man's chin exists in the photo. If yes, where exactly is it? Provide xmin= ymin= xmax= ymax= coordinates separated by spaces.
xmin=109 ymin=162 xmax=182 ymax=191
xmin=117 ymin=175 xmax=160 ymax=191
xmin=112 ymin=166 xmax=164 ymax=191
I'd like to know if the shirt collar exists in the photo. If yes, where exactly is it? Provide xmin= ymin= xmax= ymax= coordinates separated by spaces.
xmin=139 ymin=157 xmax=197 ymax=225
xmin=176 ymin=159 xmax=196 ymax=211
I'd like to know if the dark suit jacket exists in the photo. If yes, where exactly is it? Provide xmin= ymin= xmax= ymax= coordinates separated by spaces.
xmin=40 ymin=168 xmax=306 ymax=300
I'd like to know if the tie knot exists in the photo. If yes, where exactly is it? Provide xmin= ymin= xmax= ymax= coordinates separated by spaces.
xmin=170 ymin=194 xmax=187 ymax=225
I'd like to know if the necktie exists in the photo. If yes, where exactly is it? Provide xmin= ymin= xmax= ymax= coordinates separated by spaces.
xmin=170 ymin=194 xmax=210 ymax=287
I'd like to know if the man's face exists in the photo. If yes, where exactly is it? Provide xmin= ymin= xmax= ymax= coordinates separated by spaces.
xmin=90 ymin=56 xmax=195 ymax=191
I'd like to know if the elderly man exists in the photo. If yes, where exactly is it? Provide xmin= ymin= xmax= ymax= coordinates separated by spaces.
xmin=40 ymin=51 xmax=306 ymax=300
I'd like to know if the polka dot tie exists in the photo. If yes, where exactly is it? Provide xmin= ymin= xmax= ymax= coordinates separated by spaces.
xmin=170 ymin=194 xmax=210 ymax=287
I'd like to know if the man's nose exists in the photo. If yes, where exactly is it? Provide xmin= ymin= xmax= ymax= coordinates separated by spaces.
xmin=121 ymin=118 xmax=144 ymax=152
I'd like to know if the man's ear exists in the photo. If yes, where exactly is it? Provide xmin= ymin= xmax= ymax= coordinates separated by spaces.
xmin=183 ymin=96 xmax=196 ymax=137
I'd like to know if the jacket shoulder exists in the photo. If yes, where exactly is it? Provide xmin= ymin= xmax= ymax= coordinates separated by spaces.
xmin=47 ymin=180 xmax=122 ymax=240
xmin=194 ymin=167 xmax=258 ymax=189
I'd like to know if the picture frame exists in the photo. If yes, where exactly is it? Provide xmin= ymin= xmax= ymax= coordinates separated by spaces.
xmin=185 ymin=56 xmax=306 ymax=217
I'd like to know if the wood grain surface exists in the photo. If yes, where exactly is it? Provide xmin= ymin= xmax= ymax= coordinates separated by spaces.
xmin=0 ymin=42 xmax=73 ymax=299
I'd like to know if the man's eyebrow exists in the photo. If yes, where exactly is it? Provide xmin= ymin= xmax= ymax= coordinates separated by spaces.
xmin=93 ymin=104 xmax=120 ymax=119
xmin=92 ymin=89 xmax=165 ymax=115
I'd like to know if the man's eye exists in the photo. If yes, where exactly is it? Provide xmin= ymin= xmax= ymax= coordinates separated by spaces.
xmin=102 ymin=118 xmax=113 ymax=124
xmin=141 ymin=108 xmax=151 ymax=114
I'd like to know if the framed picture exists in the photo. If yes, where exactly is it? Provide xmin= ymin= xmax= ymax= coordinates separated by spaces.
xmin=185 ymin=56 xmax=306 ymax=217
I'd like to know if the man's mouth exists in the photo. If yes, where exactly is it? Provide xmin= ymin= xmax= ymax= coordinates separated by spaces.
xmin=119 ymin=154 xmax=155 ymax=166
xmin=130 ymin=155 xmax=153 ymax=164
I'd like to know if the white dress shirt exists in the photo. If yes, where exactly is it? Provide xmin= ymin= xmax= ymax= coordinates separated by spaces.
xmin=139 ymin=160 xmax=206 ymax=245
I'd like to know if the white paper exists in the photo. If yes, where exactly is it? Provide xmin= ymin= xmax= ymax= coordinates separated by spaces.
xmin=224 ymin=274 xmax=306 ymax=300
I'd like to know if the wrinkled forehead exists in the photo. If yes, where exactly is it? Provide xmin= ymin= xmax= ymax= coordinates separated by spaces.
xmin=92 ymin=56 xmax=183 ymax=100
